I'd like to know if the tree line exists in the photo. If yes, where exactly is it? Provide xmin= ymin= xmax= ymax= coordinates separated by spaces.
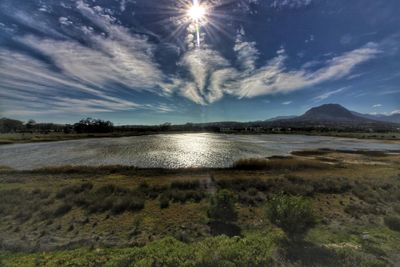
xmin=0 ymin=117 xmax=114 ymax=134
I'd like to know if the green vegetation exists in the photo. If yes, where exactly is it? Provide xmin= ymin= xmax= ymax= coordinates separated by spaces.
xmin=0 ymin=150 xmax=400 ymax=266
xmin=208 ymin=189 xmax=237 ymax=223
xmin=384 ymin=216 xmax=400 ymax=232
xmin=0 ymin=234 xmax=282 ymax=267
xmin=267 ymin=195 xmax=315 ymax=239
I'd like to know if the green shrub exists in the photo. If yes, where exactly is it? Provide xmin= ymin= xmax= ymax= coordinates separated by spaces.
xmin=266 ymin=195 xmax=315 ymax=238
xmin=384 ymin=216 xmax=400 ymax=232
xmin=208 ymin=189 xmax=238 ymax=223
xmin=238 ymin=190 xmax=264 ymax=206
xmin=166 ymin=189 xmax=205 ymax=203
xmin=1 ymin=234 xmax=281 ymax=267
xmin=352 ymin=185 xmax=380 ymax=204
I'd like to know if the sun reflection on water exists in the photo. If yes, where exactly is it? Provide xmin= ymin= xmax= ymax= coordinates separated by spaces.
xmin=173 ymin=133 xmax=213 ymax=167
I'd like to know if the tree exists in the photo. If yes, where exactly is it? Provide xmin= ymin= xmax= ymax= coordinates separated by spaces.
xmin=73 ymin=118 xmax=114 ymax=133
xmin=266 ymin=194 xmax=315 ymax=239
xmin=0 ymin=118 xmax=24 ymax=133
xmin=26 ymin=119 xmax=36 ymax=130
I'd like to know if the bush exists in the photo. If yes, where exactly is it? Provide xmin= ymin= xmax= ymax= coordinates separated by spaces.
xmin=159 ymin=194 xmax=170 ymax=209
xmin=95 ymin=184 xmax=116 ymax=196
xmin=1 ymin=235 xmax=281 ymax=267
xmin=127 ymin=198 xmax=145 ymax=212
xmin=352 ymin=185 xmax=380 ymax=204
xmin=111 ymin=198 xmax=132 ymax=214
xmin=56 ymin=183 xmax=93 ymax=198
xmin=165 ymin=189 xmax=205 ymax=203
xmin=138 ymin=183 xmax=167 ymax=199
xmin=170 ymin=180 xmax=200 ymax=190
xmin=217 ymin=178 xmax=271 ymax=192
xmin=384 ymin=216 xmax=400 ymax=232
xmin=53 ymin=204 xmax=72 ymax=217
xmin=208 ymin=189 xmax=238 ymax=223
xmin=266 ymin=195 xmax=315 ymax=239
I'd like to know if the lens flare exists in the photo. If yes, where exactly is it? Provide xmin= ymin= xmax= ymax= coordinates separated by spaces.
xmin=187 ymin=0 xmax=206 ymax=47
xmin=187 ymin=4 xmax=205 ymax=20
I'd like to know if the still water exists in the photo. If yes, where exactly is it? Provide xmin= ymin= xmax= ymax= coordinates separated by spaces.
xmin=0 ymin=133 xmax=399 ymax=170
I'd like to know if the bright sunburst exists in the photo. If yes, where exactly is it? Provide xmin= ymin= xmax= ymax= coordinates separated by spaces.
xmin=187 ymin=0 xmax=207 ymax=47
xmin=187 ymin=3 xmax=205 ymax=21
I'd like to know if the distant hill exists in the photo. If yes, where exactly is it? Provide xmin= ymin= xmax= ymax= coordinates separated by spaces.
xmin=265 ymin=115 xmax=296 ymax=122
xmin=263 ymin=104 xmax=398 ymax=130
xmin=297 ymin=104 xmax=361 ymax=122
xmin=352 ymin=111 xmax=400 ymax=124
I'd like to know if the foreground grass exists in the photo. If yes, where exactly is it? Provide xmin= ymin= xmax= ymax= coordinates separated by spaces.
xmin=0 ymin=233 xmax=282 ymax=267
xmin=1 ymin=151 xmax=400 ymax=266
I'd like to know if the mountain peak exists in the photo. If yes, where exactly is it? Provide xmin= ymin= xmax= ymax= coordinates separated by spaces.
xmin=300 ymin=104 xmax=356 ymax=121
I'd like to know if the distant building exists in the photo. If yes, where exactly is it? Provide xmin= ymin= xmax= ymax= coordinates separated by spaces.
xmin=220 ymin=127 xmax=232 ymax=133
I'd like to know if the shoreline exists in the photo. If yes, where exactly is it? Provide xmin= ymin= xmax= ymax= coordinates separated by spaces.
xmin=1 ymin=131 xmax=400 ymax=146
xmin=1 ymin=148 xmax=399 ymax=173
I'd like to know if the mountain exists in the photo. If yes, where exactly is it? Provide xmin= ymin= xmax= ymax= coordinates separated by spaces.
xmin=264 ymin=104 xmax=399 ymax=130
xmin=352 ymin=111 xmax=400 ymax=124
xmin=297 ymin=104 xmax=360 ymax=122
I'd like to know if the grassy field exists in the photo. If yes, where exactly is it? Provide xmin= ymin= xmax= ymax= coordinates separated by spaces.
xmin=0 ymin=150 xmax=400 ymax=266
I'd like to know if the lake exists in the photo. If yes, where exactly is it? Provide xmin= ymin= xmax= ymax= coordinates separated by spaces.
xmin=0 ymin=133 xmax=399 ymax=170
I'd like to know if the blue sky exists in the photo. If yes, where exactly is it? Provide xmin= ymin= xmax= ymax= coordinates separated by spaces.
xmin=0 ymin=0 xmax=399 ymax=124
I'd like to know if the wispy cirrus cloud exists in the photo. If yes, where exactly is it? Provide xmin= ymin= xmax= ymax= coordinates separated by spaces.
xmin=0 ymin=0 xmax=387 ymax=118
xmin=175 ymin=42 xmax=379 ymax=104
xmin=313 ymin=87 xmax=348 ymax=101
xmin=0 ymin=0 xmax=172 ymax=116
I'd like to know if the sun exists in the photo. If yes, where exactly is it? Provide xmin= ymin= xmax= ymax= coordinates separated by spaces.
xmin=187 ymin=3 xmax=206 ymax=21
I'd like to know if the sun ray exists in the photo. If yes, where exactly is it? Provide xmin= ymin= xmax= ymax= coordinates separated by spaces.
xmin=187 ymin=0 xmax=207 ymax=47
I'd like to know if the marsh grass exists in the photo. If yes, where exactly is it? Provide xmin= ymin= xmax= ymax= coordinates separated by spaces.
xmin=0 ymin=151 xmax=399 ymax=265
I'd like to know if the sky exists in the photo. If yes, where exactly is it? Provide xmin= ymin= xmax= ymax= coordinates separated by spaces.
xmin=0 ymin=0 xmax=399 ymax=125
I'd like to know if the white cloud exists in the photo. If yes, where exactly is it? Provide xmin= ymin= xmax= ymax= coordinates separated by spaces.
xmin=0 ymin=0 xmax=383 ymax=116
xmin=175 ymin=49 xmax=232 ymax=104
xmin=0 ymin=1 xmax=171 ymax=116
xmin=313 ymin=87 xmax=348 ymax=101
xmin=372 ymin=104 xmax=382 ymax=108
xmin=174 ymin=42 xmax=379 ymax=105
xmin=234 ymin=28 xmax=259 ymax=72
xmin=59 ymin=17 xmax=73 ymax=26
xmin=282 ymin=101 xmax=292 ymax=105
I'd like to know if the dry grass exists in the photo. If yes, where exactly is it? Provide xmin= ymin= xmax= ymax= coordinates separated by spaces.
xmin=0 ymin=150 xmax=399 ymax=257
